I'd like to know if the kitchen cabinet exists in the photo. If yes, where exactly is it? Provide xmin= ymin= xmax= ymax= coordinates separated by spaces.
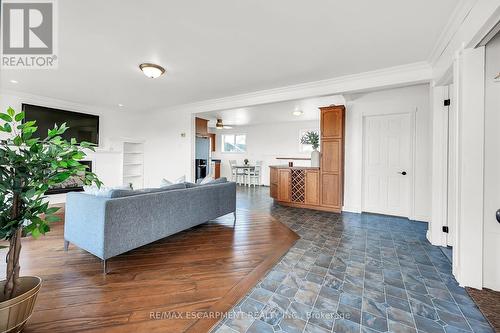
xmin=269 ymin=105 xmax=345 ymax=213
xmin=195 ymin=117 xmax=209 ymax=137
xmin=277 ymin=168 xmax=291 ymax=202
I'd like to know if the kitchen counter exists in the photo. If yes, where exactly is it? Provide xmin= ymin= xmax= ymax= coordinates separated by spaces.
xmin=269 ymin=165 xmax=319 ymax=170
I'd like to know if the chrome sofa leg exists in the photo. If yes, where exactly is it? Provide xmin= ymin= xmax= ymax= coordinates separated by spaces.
xmin=64 ymin=240 xmax=69 ymax=251
xmin=103 ymin=259 xmax=107 ymax=274
xmin=233 ymin=211 xmax=237 ymax=227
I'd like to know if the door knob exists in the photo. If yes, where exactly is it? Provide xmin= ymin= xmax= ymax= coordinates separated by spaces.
xmin=496 ymin=209 xmax=500 ymax=223
xmin=398 ymin=171 xmax=407 ymax=175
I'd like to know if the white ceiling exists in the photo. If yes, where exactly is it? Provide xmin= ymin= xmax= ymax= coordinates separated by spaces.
xmin=197 ymin=95 xmax=344 ymax=127
xmin=1 ymin=0 xmax=458 ymax=111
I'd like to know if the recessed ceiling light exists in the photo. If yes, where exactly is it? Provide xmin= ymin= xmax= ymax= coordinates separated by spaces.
xmin=118 ymin=103 xmax=124 ymax=107
xmin=139 ymin=63 xmax=166 ymax=79
xmin=10 ymin=80 xmax=18 ymax=84
xmin=292 ymin=110 xmax=303 ymax=116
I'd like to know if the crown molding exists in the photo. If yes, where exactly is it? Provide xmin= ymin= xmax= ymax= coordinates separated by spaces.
xmin=156 ymin=61 xmax=432 ymax=114
xmin=2 ymin=62 xmax=432 ymax=116
xmin=0 ymin=88 xmax=111 ymax=115
xmin=428 ymin=0 xmax=477 ymax=65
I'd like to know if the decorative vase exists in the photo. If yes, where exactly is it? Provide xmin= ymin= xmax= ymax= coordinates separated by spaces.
xmin=0 ymin=276 xmax=42 ymax=333
xmin=311 ymin=149 xmax=320 ymax=167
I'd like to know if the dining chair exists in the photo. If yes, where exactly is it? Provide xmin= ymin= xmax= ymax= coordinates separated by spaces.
xmin=229 ymin=160 xmax=245 ymax=185
xmin=249 ymin=160 xmax=263 ymax=187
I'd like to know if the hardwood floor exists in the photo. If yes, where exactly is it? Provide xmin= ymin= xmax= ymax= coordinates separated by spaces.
xmin=0 ymin=204 xmax=298 ymax=332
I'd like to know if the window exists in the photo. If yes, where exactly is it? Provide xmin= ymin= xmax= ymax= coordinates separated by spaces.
xmin=299 ymin=129 xmax=320 ymax=152
xmin=221 ymin=134 xmax=247 ymax=153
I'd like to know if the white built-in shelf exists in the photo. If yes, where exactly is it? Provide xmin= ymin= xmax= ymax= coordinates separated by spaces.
xmin=122 ymin=141 xmax=144 ymax=189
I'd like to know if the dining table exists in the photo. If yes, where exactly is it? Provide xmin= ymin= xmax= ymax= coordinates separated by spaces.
xmin=233 ymin=164 xmax=256 ymax=186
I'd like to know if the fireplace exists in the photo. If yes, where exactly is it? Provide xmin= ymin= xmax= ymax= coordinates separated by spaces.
xmin=46 ymin=160 xmax=93 ymax=195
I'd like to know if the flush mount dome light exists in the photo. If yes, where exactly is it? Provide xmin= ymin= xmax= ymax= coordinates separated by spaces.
xmin=292 ymin=110 xmax=303 ymax=116
xmin=139 ymin=63 xmax=166 ymax=78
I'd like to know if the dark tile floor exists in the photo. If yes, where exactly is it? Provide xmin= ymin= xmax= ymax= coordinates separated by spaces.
xmin=213 ymin=186 xmax=494 ymax=333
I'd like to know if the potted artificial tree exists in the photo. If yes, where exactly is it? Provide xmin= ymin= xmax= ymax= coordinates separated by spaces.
xmin=301 ymin=131 xmax=320 ymax=167
xmin=0 ymin=107 xmax=101 ymax=332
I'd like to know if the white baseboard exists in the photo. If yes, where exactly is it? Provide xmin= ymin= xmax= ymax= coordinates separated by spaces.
xmin=410 ymin=214 xmax=430 ymax=222
xmin=342 ymin=206 xmax=362 ymax=214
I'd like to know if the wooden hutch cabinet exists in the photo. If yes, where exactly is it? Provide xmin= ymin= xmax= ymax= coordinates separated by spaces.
xmin=319 ymin=105 xmax=345 ymax=211
xmin=269 ymin=105 xmax=345 ymax=213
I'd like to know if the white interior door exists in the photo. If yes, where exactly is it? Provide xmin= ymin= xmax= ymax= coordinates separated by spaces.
xmin=363 ymin=113 xmax=412 ymax=217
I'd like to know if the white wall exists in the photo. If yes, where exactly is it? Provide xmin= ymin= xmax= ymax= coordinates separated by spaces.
xmin=141 ymin=110 xmax=193 ymax=188
xmin=343 ymin=84 xmax=432 ymax=221
xmin=483 ymin=33 xmax=500 ymax=291
xmin=0 ymin=91 xmax=142 ymax=203
xmin=211 ymin=120 xmax=319 ymax=185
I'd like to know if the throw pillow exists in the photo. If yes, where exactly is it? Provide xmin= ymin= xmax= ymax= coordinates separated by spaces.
xmin=160 ymin=175 xmax=186 ymax=187
xmin=208 ymin=177 xmax=228 ymax=185
xmin=190 ymin=177 xmax=228 ymax=187
xmin=200 ymin=176 xmax=215 ymax=185
xmin=84 ymin=185 xmax=132 ymax=197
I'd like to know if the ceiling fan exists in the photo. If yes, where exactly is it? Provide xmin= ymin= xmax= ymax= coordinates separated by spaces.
xmin=215 ymin=118 xmax=232 ymax=129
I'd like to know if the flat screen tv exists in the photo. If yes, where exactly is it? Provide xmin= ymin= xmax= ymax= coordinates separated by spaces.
xmin=22 ymin=104 xmax=99 ymax=145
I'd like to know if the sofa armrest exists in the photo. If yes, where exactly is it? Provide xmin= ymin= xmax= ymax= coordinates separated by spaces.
xmin=217 ymin=181 xmax=236 ymax=216
xmin=64 ymin=192 xmax=108 ymax=259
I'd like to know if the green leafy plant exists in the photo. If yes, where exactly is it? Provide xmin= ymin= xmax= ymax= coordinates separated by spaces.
xmin=0 ymin=107 xmax=102 ymax=300
xmin=300 ymin=131 xmax=320 ymax=150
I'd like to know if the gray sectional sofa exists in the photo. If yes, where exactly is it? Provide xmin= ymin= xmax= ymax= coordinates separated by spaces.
xmin=64 ymin=180 xmax=236 ymax=272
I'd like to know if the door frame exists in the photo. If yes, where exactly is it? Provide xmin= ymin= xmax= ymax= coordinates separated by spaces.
xmin=361 ymin=111 xmax=417 ymax=219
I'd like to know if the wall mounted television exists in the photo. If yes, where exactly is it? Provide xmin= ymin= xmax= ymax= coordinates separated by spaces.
xmin=22 ymin=104 xmax=99 ymax=145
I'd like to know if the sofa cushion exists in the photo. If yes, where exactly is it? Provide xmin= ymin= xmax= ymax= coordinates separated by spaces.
xmin=110 ymin=183 xmax=186 ymax=198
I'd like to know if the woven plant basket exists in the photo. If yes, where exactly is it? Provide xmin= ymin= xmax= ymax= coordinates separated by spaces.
xmin=0 ymin=277 xmax=42 ymax=333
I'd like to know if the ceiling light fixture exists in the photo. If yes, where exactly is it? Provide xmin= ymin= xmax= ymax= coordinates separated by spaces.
xmin=118 ymin=104 xmax=124 ymax=108
xmin=10 ymin=80 xmax=18 ymax=84
xmin=292 ymin=110 xmax=304 ymax=116
xmin=139 ymin=63 xmax=166 ymax=79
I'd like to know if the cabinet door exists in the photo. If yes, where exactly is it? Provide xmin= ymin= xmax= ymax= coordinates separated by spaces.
xmin=214 ymin=163 xmax=221 ymax=179
xmin=277 ymin=169 xmax=291 ymax=202
xmin=305 ymin=170 xmax=319 ymax=205
xmin=195 ymin=117 xmax=208 ymax=136
xmin=270 ymin=183 xmax=278 ymax=199
xmin=321 ymin=139 xmax=342 ymax=173
xmin=270 ymin=167 xmax=278 ymax=185
xmin=321 ymin=174 xmax=340 ymax=208
xmin=321 ymin=108 xmax=344 ymax=138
